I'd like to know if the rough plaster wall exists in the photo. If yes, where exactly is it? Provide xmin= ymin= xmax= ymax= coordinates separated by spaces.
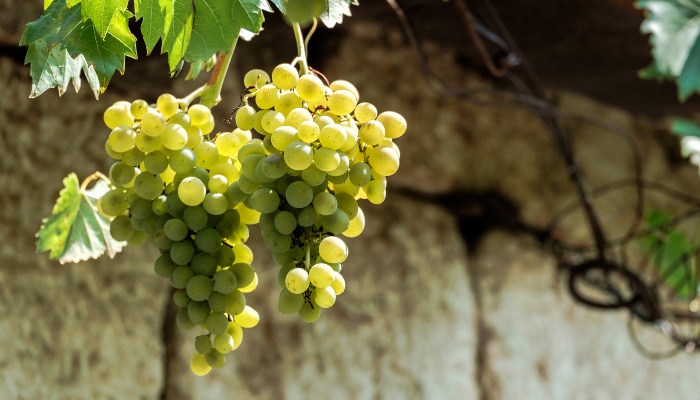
xmin=1 ymin=10 xmax=700 ymax=400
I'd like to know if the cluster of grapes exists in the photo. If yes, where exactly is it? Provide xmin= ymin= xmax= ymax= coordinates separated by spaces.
xmin=230 ymin=64 xmax=406 ymax=323
xmin=97 ymin=94 xmax=263 ymax=376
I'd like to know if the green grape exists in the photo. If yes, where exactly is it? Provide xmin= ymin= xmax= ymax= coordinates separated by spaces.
xmin=235 ymin=106 xmax=256 ymax=131
xmin=194 ymin=335 xmax=212 ymax=355
xmin=319 ymin=124 xmax=347 ymax=150
xmin=109 ymin=162 xmax=136 ymax=187
xmin=285 ymin=108 xmax=313 ymax=129
xmin=121 ymin=147 xmax=145 ymax=167
xmin=160 ymin=124 xmax=188 ymax=150
xmin=191 ymin=252 xmax=218 ymax=276
xmin=163 ymin=218 xmax=187 ymax=241
xmin=274 ymin=211 xmax=297 ymax=235
xmin=313 ymin=286 xmax=337 ymax=308
xmin=253 ymin=109 xmax=272 ymax=135
xmin=214 ymin=244 xmax=236 ymax=267
xmin=298 ymin=300 xmax=321 ymax=323
xmin=130 ymin=99 xmax=149 ymax=119
xmin=364 ymin=179 xmax=387 ymax=204
xmin=166 ymin=191 xmax=188 ymax=218
xmin=271 ymin=126 xmax=299 ymax=151
xmin=129 ymin=197 xmax=152 ymax=219
xmin=296 ymin=205 xmax=318 ymax=227
xmin=135 ymin=131 xmax=161 ymax=153
xmin=241 ymin=154 xmax=264 ymax=181
xmin=134 ymin=172 xmax=164 ymax=200
xmin=262 ymin=110 xmax=286 ymax=133
xmin=183 ymin=205 xmax=208 ymax=231
xmin=195 ymin=227 xmax=222 ymax=254
xmin=186 ymin=125 xmax=203 ymax=148
xmin=354 ymin=102 xmax=377 ymax=123
xmin=368 ymin=145 xmax=400 ymax=176
xmin=157 ymin=93 xmax=180 ymax=118
xmin=359 ymin=120 xmax=385 ymax=146
xmin=173 ymin=289 xmax=192 ymax=307
xmin=297 ymin=120 xmax=320 ymax=143
xmin=203 ymin=193 xmax=228 ymax=215
xmin=190 ymin=352 xmax=212 ymax=376
xmin=104 ymin=102 xmax=134 ymax=129
xmin=313 ymin=191 xmax=338 ymax=216
xmin=319 ymin=236 xmax=348 ymax=263
xmin=213 ymin=333 xmax=235 ymax=354
xmin=179 ymin=177 xmax=206 ymax=206
xmin=278 ymin=289 xmax=305 ymax=314
xmin=188 ymin=300 xmax=211 ymax=324
xmin=205 ymin=349 xmax=226 ymax=369
xmin=140 ymin=111 xmax=166 ymax=137
xmin=377 ymin=111 xmax=407 ymax=139
xmin=213 ymin=270 xmax=238 ymax=294
xmin=344 ymin=206 xmax=365 ymax=238
xmin=285 ymin=268 xmax=310 ymax=294
xmin=301 ymin=164 xmax=326 ymax=186
xmin=177 ymin=307 xmax=196 ymax=330
xmin=194 ymin=141 xmax=219 ymax=169
xmin=144 ymin=150 xmax=168 ymax=174
xmin=238 ymin=139 xmax=266 ymax=160
xmin=169 ymin=111 xmax=192 ymax=128
xmin=275 ymin=92 xmax=303 ymax=116
xmin=168 ymin=148 xmax=196 ymax=175
xmin=107 ymin=126 xmax=136 ymax=152
xmin=335 ymin=192 xmax=358 ymax=220
xmin=331 ymin=271 xmax=346 ymax=295
xmin=284 ymin=141 xmax=314 ymax=170
xmin=101 ymin=189 xmax=127 ymax=216
xmin=153 ymin=254 xmax=178 ymax=279
xmin=225 ymin=290 xmax=246 ymax=316
xmin=214 ymin=132 xmax=240 ymax=157
xmin=296 ymin=74 xmax=325 ymax=102
xmin=244 ymin=69 xmax=270 ymax=88
xmin=171 ymin=241 xmax=195 ymax=265
xmin=314 ymin=115 xmax=335 ymax=130
xmin=269 ymin=231 xmax=292 ymax=253
xmin=107 ymin=215 xmax=132 ymax=241
xmin=255 ymin=84 xmax=279 ymax=110
xmin=349 ymin=162 xmax=372 ymax=187
xmin=285 ymin=181 xmax=313 ymax=208
xmin=309 ymin=263 xmax=336 ymax=288
xmin=327 ymin=152 xmax=350 ymax=177
xmin=250 ymin=188 xmax=280 ymax=214
xmin=283 ymin=0 xmax=324 ymax=23
xmin=261 ymin=154 xmax=288 ymax=180
xmin=327 ymin=90 xmax=357 ymax=116
xmin=233 ymin=306 xmax=259 ymax=328
xmin=187 ymin=276 xmax=214 ymax=301
xmin=188 ymin=104 xmax=212 ymax=127
xmin=330 ymin=80 xmax=359 ymax=100
xmin=321 ymin=208 xmax=350 ymax=235
xmin=172 ymin=265 xmax=195 ymax=289
xmin=127 ymin=229 xmax=147 ymax=246
xmin=205 ymin=312 xmax=229 ymax=335
xmin=230 ymin=262 xmax=255 ymax=288
xmin=314 ymin=147 xmax=341 ymax=172
xmin=209 ymin=161 xmax=239 ymax=183
xmin=272 ymin=63 xmax=299 ymax=90
xmin=208 ymin=291 xmax=229 ymax=313
xmin=233 ymin=244 xmax=254 ymax=264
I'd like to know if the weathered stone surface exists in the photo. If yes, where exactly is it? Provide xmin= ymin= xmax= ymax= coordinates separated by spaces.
xmin=0 ymin=58 xmax=167 ymax=400
xmin=169 ymin=195 xmax=479 ymax=400
xmin=476 ymin=231 xmax=700 ymax=400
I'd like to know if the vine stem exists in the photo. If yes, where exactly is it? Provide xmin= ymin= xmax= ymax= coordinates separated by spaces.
xmin=80 ymin=171 xmax=110 ymax=191
xmin=292 ymin=22 xmax=309 ymax=75
xmin=198 ymin=34 xmax=240 ymax=109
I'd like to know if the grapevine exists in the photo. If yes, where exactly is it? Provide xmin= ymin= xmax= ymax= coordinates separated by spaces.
xmin=31 ymin=0 xmax=407 ymax=376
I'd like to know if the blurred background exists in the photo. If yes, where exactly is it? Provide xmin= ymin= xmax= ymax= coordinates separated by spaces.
xmin=2 ymin=0 xmax=700 ymax=399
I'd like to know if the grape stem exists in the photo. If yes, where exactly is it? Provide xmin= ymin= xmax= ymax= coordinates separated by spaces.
xmin=80 ymin=171 xmax=111 ymax=192
xmin=292 ymin=22 xmax=309 ymax=75
xmin=186 ymin=33 xmax=240 ymax=109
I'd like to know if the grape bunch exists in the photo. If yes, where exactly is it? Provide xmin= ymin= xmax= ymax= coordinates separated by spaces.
xmin=97 ymin=94 xmax=262 ymax=376
xmin=230 ymin=64 xmax=407 ymax=323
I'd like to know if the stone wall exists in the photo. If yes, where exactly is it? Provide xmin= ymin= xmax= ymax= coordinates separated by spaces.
xmin=1 ymin=7 xmax=700 ymax=400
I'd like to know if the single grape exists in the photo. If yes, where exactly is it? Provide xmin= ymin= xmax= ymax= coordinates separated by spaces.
xmin=285 ymin=181 xmax=314 ymax=208
xmin=225 ymin=290 xmax=246 ymax=316
xmin=205 ymin=349 xmax=226 ymax=369
xmin=130 ymin=99 xmax=149 ymax=119
xmin=233 ymin=306 xmax=259 ymax=328
xmin=296 ymin=74 xmax=325 ymax=102
xmin=188 ymin=104 xmax=212 ymax=127
xmin=278 ymin=289 xmax=305 ymax=314
xmin=377 ymin=111 xmax=407 ymax=138
xmin=194 ymin=335 xmax=212 ymax=355
xmin=191 ymin=252 xmax=217 ymax=276
xmin=272 ymin=63 xmax=299 ymax=90
xmin=190 ymin=353 xmax=212 ymax=376
xmin=344 ymin=206 xmax=365 ymax=238
xmin=140 ymin=111 xmax=166 ymax=137
xmin=107 ymin=126 xmax=136 ymax=152
xmin=255 ymin=84 xmax=280 ymax=110
xmin=213 ymin=270 xmax=238 ymax=294
xmin=244 ymin=69 xmax=270 ymax=88
xmin=298 ymin=300 xmax=321 ymax=323
xmin=274 ymin=211 xmax=297 ymax=235
xmin=157 ymin=93 xmax=180 ymax=119
xmin=285 ymin=268 xmax=310 ymax=294
xmin=187 ymin=275 xmax=214 ymax=301
xmin=195 ymin=227 xmax=222 ymax=254
xmin=172 ymin=266 xmax=195 ymax=289
xmin=313 ymin=286 xmax=337 ymax=308
xmin=284 ymin=141 xmax=314 ymax=170
xmin=235 ymin=105 xmax=256 ymax=131
xmin=178 ymin=176 xmax=206 ymax=206
xmin=206 ymin=312 xmax=229 ymax=335
xmin=203 ymin=192 xmax=228 ymax=215
xmin=104 ymin=102 xmax=134 ymax=129
xmin=250 ymin=188 xmax=280 ymax=214
xmin=331 ymin=271 xmax=346 ymax=295
xmin=314 ymin=147 xmax=341 ymax=172
xmin=187 ymin=300 xmax=211 ymax=325
xmin=321 ymin=208 xmax=350 ymax=235
xmin=319 ymin=124 xmax=347 ymax=150
xmin=364 ymin=179 xmax=387 ymax=205
xmin=327 ymin=89 xmax=357 ymax=116
xmin=162 ymin=123 xmax=188 ymax=150
xmin=134 ymin=172 xmax=164 ymax=200
xmin=319 ymin=236 xmax=348 ymax=263
xmin=309 ymin=263 xmax=336 ymax=288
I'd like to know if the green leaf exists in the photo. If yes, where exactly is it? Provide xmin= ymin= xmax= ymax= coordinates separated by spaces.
xmin=636 ymin=0 xmax=700 ymax=101
xmin=20 ymin=0 xmax=137 ymax=96
xmin=134 ymin=0 xmax=164 ymax=53
xmin=161 ymin=0 xmax=194 ymax=73
xmin=25 ymin=39 xmax=101 ymax=98
xmin=36 ymin=173 xmax=126 ymax=264
xmin=320 ymin=0 xmax=357 ymax=28
xmin=671 ymin=118 xmax=700 ymax=137
xmin=81 ymin=0 xmax=129 ymax=38
xmin=639 ymin=209 xmax=698 ymax=299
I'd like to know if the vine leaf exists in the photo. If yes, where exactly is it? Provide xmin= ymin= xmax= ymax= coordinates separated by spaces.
xmin=82 ymin=0 xmax=129 ymax=38
xmin=671 ymin=118 xmax=700 ymax=137
xmin=320 ymin=0 xmax=357 ymax=28
xmin=639 ymin=210 xmax=698 ymax=299
xmin=637 ymin=0 xmax=700 ymax=101
xmin=36 ymin=173 xmax=126 ymax=265
xmin=20 ymin=0 xmax=137 ymax=97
